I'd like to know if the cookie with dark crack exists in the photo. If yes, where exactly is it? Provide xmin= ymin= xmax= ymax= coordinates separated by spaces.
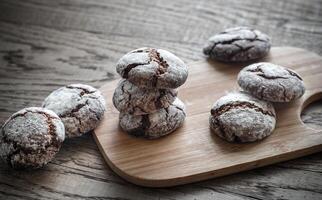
xmin=203 ymin=27 xmax=271 ymax=62
xmin=42 ymin=84 xmax=105 ymax=138
xmin=0 ymin=107 xmax=65 ymax=169
xmin=116 ymin=47 xmax=188 ymax=89
xmin=238 ymin=62 xmax=305 ymax=102
xmin=209 ymin=92 xmax=276 ymax=143
xmin=119 ymin=98 xmax=186 ymax=139
xmin=113 ymin=79 xmax=177 ymax=115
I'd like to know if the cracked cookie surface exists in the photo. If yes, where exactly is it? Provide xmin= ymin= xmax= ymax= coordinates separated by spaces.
xmin=203 ymin=27 xmax=271 ymax=62
xmin=0 ymin=107 xmax=65 ymax=169
xmin=209 ymin=92 xmax=276 ymax=143
xmin=116 ymin=47 xmax=188 ymax=89
xmin=238 ymin=62 xmax=305 ymax=102
xmin=42 ymin=84 xmax=106 ymax=138
xmin=119 ymin=98 xmax=186 ymax=139
xmin=113 ymin=79 xmax=177 ymax=115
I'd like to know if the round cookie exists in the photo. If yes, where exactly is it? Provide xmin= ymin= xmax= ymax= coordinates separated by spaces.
xmin=238 ymin=62 xmax=305 ymax=102
xmin=119 ymin=98 xmax=186 ymax=139
xmin=116 ymin=47 xmax=188 ymax=89
xmin=0 ymin=107 xmax=65 ymax=169
xmin=209 ymin=92 xmax=276 ymax=143
xmin=113 ymin=79 xmax=177 ymax=115
xmin=42 ymin=84 xmax=105 ymax=138
xmin=203 ymin=27 xmax=271 ymax=62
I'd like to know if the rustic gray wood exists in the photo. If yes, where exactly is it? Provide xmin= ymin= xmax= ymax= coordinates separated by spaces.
xmin=0 ymin=0 xmax=321 ymax=199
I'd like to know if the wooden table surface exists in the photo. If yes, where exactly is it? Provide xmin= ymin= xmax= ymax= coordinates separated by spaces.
xmin=0 ymin=0 xmax=321 ymax=199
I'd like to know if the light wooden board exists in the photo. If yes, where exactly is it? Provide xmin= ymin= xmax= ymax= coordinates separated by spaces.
xmin=93 ymin=47 xmax=322 ymax=187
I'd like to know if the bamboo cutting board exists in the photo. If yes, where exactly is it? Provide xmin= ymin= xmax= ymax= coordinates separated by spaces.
xmin=93 ymin=47 xmax=322 ymax=187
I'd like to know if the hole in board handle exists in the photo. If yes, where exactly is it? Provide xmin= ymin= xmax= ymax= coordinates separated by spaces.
xmin=301 ymin=92 xmax=322 ymax=131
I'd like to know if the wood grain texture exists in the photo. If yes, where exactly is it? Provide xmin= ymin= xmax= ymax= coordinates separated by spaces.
xmin=94 ymin=47 xmax=322 ymax=187
xmin=0 ymin=0 xmax=322 ymax=199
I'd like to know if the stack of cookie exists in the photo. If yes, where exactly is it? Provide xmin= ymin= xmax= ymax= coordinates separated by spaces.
xmin=113 ymin=47 xmax=188 ymax=139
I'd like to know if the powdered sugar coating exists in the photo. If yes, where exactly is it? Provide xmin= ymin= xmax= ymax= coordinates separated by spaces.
xmin=210 ymin=92 xmax=276 ymax=143
xmin=113 ymin=79 xmax=177 ymax=115
xmin=0 ymin=107 xmax=65 ymax=169
xmin=203 ymin=27 xmax=271 ymax=62
xmin=42 ymin=84 xmax=106 ymax=138
xmin=116 ymin=47 xmax=188 ymax=89
xmin=119 ymin=98 xmax=186 ymax=139
xmin=238 ymin=62 xmax=305 ymax=102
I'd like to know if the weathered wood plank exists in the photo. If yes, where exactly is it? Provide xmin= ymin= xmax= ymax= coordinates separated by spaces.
xmin=0 ymin=0 xmax=321 ymax=199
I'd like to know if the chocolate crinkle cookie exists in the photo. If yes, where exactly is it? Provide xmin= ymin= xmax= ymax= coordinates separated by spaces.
xmin=116 ymin=47 xmax=188 ymax=89
xmin=0 ymin=107 xmax=65 ymax=169
xmin=42 ymin=84 xmax=105 ymax=138
xmin=119 ymin=98 xmax=186 ymax=139
xmin=203 ymin=27 xmax=271 ymax=62
xmin=238 ymin=62 xmax=305 ymax=102
xmin=113 ymin=79 xmax=178 ymax=115
xmin=209 ymin=92 xmax=276 ymax=143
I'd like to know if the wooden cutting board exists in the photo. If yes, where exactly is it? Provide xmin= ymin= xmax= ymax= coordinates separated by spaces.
xmin=93 ymin=47 xmax=322 ymax=187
